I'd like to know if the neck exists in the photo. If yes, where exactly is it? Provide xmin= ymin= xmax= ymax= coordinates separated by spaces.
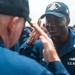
xmin=0 ymin=30 xmax=11 ymax=48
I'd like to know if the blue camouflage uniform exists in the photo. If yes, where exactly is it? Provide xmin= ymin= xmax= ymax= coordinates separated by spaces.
xmin=0 ymin=38 xmax=69 ymax=75
xmin=20 ymin=27 xmax=75 ymax=75
xmin=29 ymin=28 xmax=75 ymax=75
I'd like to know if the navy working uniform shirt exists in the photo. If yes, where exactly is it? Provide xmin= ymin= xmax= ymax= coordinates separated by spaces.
xmin=0 ymin=38 xmax=70 ymax=75
xmin=20 ymin=27 xmax=75 ymax=75
xmin=25 ymin=28 xmax=75 ymax=75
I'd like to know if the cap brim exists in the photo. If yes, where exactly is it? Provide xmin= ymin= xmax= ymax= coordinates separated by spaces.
xmin=41 ymin=12 xmax=65 ymax=19
xmin=26 ymin=17 xmax=32 ymax=24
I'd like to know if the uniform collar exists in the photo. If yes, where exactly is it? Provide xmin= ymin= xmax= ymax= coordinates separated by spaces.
xmin=0 ymin=38 xmax=19 ymax=52
xmin=0 ymin=38 xmax=6 ymax=47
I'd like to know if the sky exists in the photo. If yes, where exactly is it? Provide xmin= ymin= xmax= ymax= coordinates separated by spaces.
xmin=27 ymin=0 xmax=75 ymax=26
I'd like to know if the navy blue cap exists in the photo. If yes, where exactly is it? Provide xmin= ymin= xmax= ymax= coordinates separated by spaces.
xmin=41 ymin=2 xmax=70 ymax=19
xmin=0 ymin=0 xmax=32 ymax=23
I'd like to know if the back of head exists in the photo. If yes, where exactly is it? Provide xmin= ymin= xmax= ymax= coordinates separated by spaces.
xmin=0 ymin=0 xmax=31 ymax=48
xmin=0 ymin=0 xmax=29 ymax=19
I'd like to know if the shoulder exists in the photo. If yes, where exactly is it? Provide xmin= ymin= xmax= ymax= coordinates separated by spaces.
xmin=0 ymin=46 xmax=51 ymax=75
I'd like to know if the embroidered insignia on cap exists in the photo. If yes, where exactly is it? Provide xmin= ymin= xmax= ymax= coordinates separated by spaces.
xmin=48 ymin=2 xmax=61 ymax=10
